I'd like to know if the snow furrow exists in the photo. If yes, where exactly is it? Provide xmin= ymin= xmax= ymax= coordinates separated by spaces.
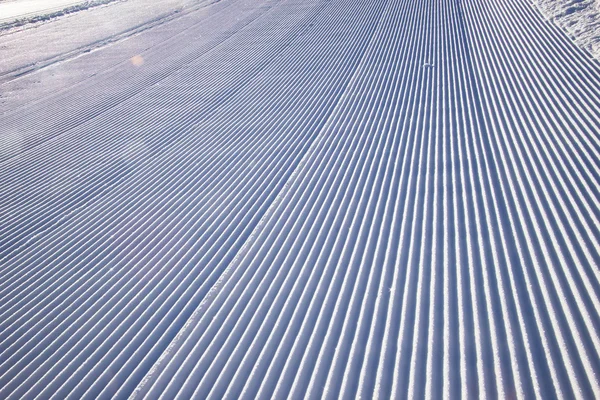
xmin=1 ymin=0 xmax=599 ymax=397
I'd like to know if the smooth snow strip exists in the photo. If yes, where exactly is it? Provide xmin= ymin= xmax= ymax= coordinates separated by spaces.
xmin=0 ymin=0 xmax=599 ymax=398
xmin=0 ymin=0 xmax=91 ymax=21
xmin=0 ymin=0 xmax=119 ymax=27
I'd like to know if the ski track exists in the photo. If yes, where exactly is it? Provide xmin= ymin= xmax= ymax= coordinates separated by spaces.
xmin=0 ymin=0 xmax=599 ymax=397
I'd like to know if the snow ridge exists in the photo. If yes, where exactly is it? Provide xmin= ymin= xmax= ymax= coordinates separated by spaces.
xmin=0 ymin=0 xmax=599 ymax=397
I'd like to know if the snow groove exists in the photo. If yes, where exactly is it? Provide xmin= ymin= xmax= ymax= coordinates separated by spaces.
xmin=1 ymin=0 xmax=599 ymax=397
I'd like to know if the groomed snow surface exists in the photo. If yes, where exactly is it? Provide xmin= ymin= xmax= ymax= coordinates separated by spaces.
xmin=1 ymin=0 xmax=600 ymax=398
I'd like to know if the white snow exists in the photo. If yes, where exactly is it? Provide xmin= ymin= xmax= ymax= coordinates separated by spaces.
xmin=534 ymin=0 xmax=600 ymax=59
xmin=0 ymin=0 xmax=116 ymax=25
xmin=1 ymin=0 xmax=599 ymax=398
xmin=0 ymin=0 xmax=204 ymax=113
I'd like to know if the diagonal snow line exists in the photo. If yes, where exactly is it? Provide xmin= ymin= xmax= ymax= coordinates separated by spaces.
xmin=126 ymin=5 xmax=389 ymax=398
xmin=2 ymin=1 xmax=382 ymax=396
xmin=193 ymin=3 xmax=409 ymax=394
xmin=224 ymin=25 xmax=389 ymax=275
xmin=0 ymin=0 xmax=328 ymax=396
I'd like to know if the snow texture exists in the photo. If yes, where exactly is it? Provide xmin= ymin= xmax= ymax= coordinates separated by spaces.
xmin=0 ymin=0 xmax=600 ymax=398
xmin=534 ymin=0 xmax=600 ymax=59
xmin=0 ymin=0 xmax=120 ymax=29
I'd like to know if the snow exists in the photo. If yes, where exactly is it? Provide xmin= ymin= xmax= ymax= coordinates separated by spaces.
xmin=534 ymin=0 xmax=600 ymax=59
xmin=0 ymin=0 xmax=118 ymax=26
xmin=0 ymin=0 xmax=89 ymax=21
xmin=0 ymin=0 xmax=205 ymax=113
xmin=0 ymin=0 xmax=599 ymax=398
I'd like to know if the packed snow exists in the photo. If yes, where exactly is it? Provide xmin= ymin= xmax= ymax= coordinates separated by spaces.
xmin=1 ymin=0 xmax=599 ymax=398
xmin=0 ymin=0 xmax=205 ymax=113
xmin=0 ymin=0 xmax=117 ymax=26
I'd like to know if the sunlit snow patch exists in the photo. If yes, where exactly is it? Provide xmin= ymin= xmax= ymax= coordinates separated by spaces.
xmin=0 ymin=0 xmax=118 ymax=28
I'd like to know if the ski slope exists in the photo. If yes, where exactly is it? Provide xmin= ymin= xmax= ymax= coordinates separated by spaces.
xmin=0 ymin=0 xmax=599 ymax=397
xmin=0 ymin=0 xmax=117 ymax=26
xmin=534 ymin=0 xmax=600 ymax=60
xmin=0 ymin=0 xmax=95 ymax=22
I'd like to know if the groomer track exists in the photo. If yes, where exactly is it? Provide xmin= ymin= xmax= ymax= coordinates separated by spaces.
xmin=1 ymin=0 xmax=599 ymax=398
